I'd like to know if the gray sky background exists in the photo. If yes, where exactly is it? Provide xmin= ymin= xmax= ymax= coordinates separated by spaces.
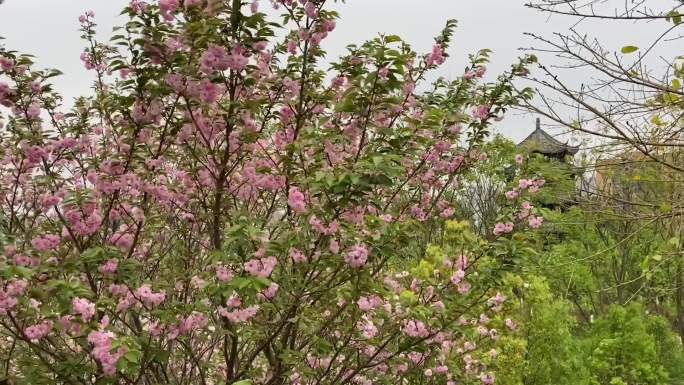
xmin=0 ymin=0 xmax=675 ymax=143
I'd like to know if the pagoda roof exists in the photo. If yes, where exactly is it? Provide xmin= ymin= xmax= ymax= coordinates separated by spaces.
xmin=518 ymin=118 xmax=579 ymax=156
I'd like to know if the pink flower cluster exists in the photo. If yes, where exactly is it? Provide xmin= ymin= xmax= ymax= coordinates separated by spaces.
xmin=505 ymin=318 xmax=518 ymax=331
xmin=109 ymin=284 xmax=165 ymax=312
xmin=0 ymin=57 xmax=13 ymax=72
xmin=464 ymin=66 xmax=487 ymax=79
xmin=288 ymin=186 xmax=307 ymax=213
xmin=200 ymin=44 xmax=248 ymax=74
xmin=130 ymin=0 xmax=149 ymax=13
xmin=359 ymin=315 xmax=378 ymax=339
xmin=131 ymin=99 xmax=162 ymax=124
xmin=24 ymin=320 xmax=53 ymax=342
xmin=41 ymin=193 xmax=62 ymax=210
xmin=518 ymin=201 xmax=534 ymax=218
xmin=440 ymin=207 xmax=455 ymax=218
xmin=79 ymin=51 xmax=99 ymax=71
xmin=480 ymin=372 xmax=495 ymax=385
xmin=186 ymin=78 xmax=223 ymax=104
xmin=472 ymin=105 xmax=490 ymax=120
xmin=357 ymin=295 xmax=383 ymax=312
xmin=345 ymin=243 xmax=369 ymax=268
xmin=280 ymin=105 xmax=295 ymax=123
xmin=457 ymin=281 xmax=472 ymax=294
xmin=72 ymin=297 xmax=96 ymax=322
xmin=159 ymin=0 xmax=179 ymax=22
xmin=238 ymin=161 xmax=287 ymax=196
xmin=134 ymin=284 xmax=166 ymax=307
xmin=403 ymin=319 xmax=430 ymax=338
xmin=487 ymin=292 xmax=507 ymax=312
xmin=528 ymin=216 xmax=544 ymax=229
xmin=309 ymin=216 xmax=339 ymax=235
xmin=518 ymin=178 xmax=545 ymax=193
xmin=88 ymin=330 xmax=126 ymax=376
xmin=289 ymin=248 xmax=307 ymax=264
xmin=98 ymin=259 xmax=119 ymax=275
xmin=0 ymin=279 xmax=27 ymax=314
xmin=0 ymin=81 xmax=14 ymax=107
xmin=304 ymin=1 xmax=318 ymax=18
xmin=244 ymin=256 xmax=277 ymax=277
xmin=427 ymin=44 xmax=446 ymax=66
xmin=259 ymin=282 xmax=280 ymax=300
xmin=219 ymin=304 xmax=259 ymax=323
xmin=493 ymin=222 xmax=514 ymax=237
xmin=216 ymin=265 xmax=234 ymax=282
xmin=450 ymin=269 xmax=466 ymax=285
xmin=505 ymin=190 xmax=519 ymax=200
xmin=26 ymin=102 xmax=41 ymax=119
xmin=22 ymin=144 xmax=48 ymax=165
xmin=110 ymin=231 xmax=134 ymax=251
xmin=62 ymin=206 xmax=103 ymax=236
xmin=178 ymin=311 xmax=208 ymax=334
xmin=31 ymin=234 xmax=61 ymax=252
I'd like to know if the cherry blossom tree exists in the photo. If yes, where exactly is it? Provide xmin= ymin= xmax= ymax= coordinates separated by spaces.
xmin=0 ymin=1 xmax=540 ymax=384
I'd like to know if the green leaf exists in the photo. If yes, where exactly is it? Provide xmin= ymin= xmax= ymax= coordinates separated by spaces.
xmin=399 ymin=290 xmax=418 ymax=304
xmin=233 ymin=380 xmax=253 ymax=385
xmin=667 ymin=10 xmax=682 ymax=25
xmin=230 ymin=277 xmax=252 ymax=290
xmin=662 ymin=92 xmax=680 ymax=104
xmin=659 ymin=202 xmax=673 ymax=214
xmin=124 ymin=350 xmax=142 ymax=363
xmin=152 ymin=349 xmax=171 ymax=364
xmin=385 ymin=35 xmax=402 ymax=43
xmin=620 ymin=46 xmax=639 ymax=54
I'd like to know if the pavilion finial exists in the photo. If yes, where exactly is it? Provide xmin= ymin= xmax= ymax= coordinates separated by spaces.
xmin=536 ymin=117 xmax=541 ymax=130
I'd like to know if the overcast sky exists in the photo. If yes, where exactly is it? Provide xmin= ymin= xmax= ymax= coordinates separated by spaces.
xmin=0 ymin=0 xmax=675 ymax=142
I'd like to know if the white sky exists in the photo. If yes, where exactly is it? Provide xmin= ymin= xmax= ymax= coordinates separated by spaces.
xmin=0 ymin=0 xmax=676 ymax=142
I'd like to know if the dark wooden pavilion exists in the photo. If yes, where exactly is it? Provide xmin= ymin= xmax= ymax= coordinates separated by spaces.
xmin=518 ymin=118 xmax=579 ymax=161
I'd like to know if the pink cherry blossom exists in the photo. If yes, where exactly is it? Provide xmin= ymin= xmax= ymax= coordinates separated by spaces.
xmin=288 ymin=186 xmax=307 ymax=213
xmin=31 ymin=234 xmax=60 ymax=252
xmin=260 ymin=282 xmax=280 ymax=300
xmin=427 ymin=44 xmax=446 ymax=66
xmin=289 ymin=247 xmax=307 ymax=263
xmin=98 ymin=259 xmax=119 ymax=275
xmin=505 ymin=190 xmax=518 ymax=200
xmin=159 ymin=0 xmax=179 ymax=21
xmin=219 ymin=305 xmax=259 ymax=323
xmin=403 ymin=319 xmax=430 ymax=338
xmin=88 ymin=330 xmax=125 ymax=376
xmin=528 ymin=216 xmax=544 ymax=229
xmin=24 ymin=321 xmax=53 ymax=343
xmin=216 ymin=265 xmax=234 ymax=282
xmin=134 ymin=284 xmax=166 ymax=307
xmin=72 ymin=297 xmax=96 ymax=322
xmin=493 ymin=222 xmax=514 ymax=236
xmin=472 ymin=105 xmax=490 ymax=120
xmin=345 ymin=243 xmax=369 ymax=268
xmin=480 ymin=372 xmax=495 ymax=385
xmin=505 ymin=318 xmax=518 ymax=331
xmin=244 ymin=256 xmax=277 ymax=277
xmin=450 ymin=270 xmax=465 ymax=285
